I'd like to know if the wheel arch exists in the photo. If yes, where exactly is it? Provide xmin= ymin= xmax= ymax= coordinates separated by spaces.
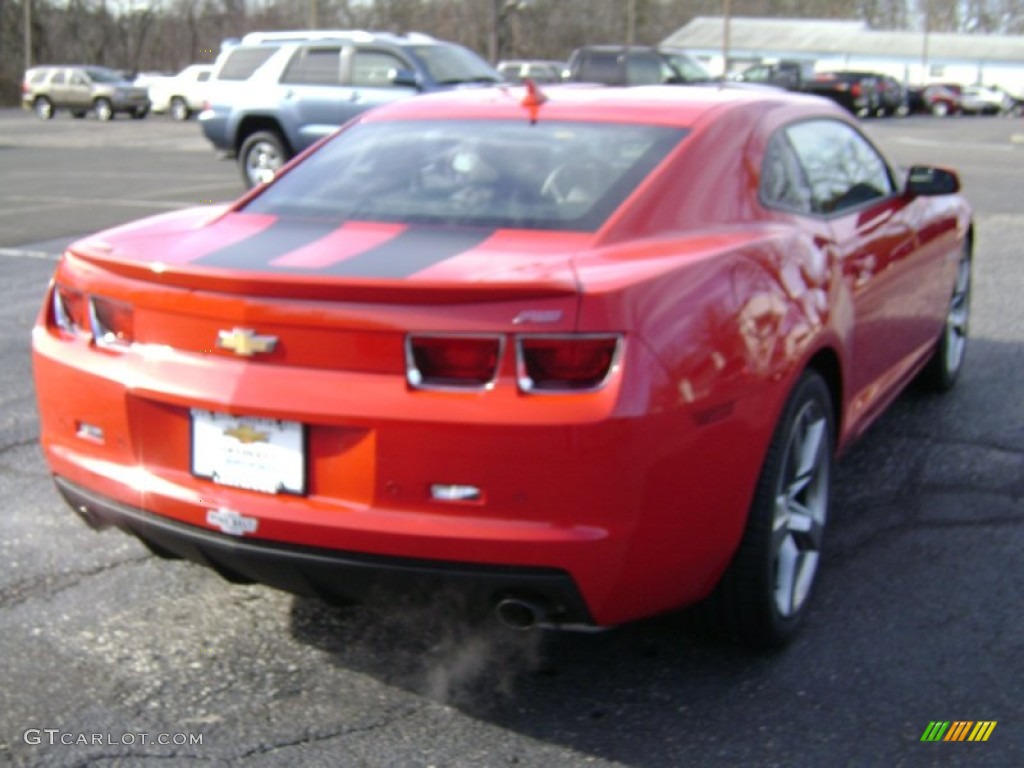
xmin=803 ymin=346 xmax=843 ymax=452
xmin=234 ymin=115 xmax=292 ymax=155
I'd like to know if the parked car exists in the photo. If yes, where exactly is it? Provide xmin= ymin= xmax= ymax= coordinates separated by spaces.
xmin=565 ymin=45 xmax=711 ymax=86
xmin=496 ymin=59 xmax=566 ymax=84
xmin=876 ymin=75 xmax=909 ymax=116
xmin=34 ymin=85 xmax=973 ymax=648
xmin=919 ymin=84 xmax=964 ymax=116
xmin=21 ymin=65 xmax=150 ymax=120
xmin=736 ymin=64 xmax=884 ymax=116
xmin=147 ymin=64 xmax=213 ymax=120
xmin=733 ymin=60 xmax=811 ymax=90
xmin=199 ymin=31 xmax=502 ymax=187
xmin=959 ymin=85 xmax=1009 ymax=115
xmin=801 ymin=71 xmax=883 ymax=116
xmin=998 ymin=87 xmax=1024 ymax=116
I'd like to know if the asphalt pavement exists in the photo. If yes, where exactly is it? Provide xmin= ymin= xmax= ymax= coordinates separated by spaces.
xmin=0 ymin=107 xmax=1020 ymax=766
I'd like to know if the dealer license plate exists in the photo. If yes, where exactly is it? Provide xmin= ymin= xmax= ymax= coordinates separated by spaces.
xmin=191 ymin=410 xmax=305 ymax=495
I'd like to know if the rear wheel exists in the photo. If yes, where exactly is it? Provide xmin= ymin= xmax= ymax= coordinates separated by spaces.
xmin=708 ymin=371 xmax=834 ymax=649
xmin=919 ymin=243 xmax=971 ymax=391
xmin=169 ymin=97 xmax=190 ymax=121
xmin=34 ymin=96 xmax=54 ymax=120
xmin=239 ymin=130 xmax=289 ymax=188
xmin=931 ymin=101 xmax=949 ymax=117
xmin=94 ymin=98 xmax=113 ymax=121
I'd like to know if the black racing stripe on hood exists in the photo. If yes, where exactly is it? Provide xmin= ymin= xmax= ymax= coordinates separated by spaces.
xmin=321 ymin=227 xmax=495 ymax=278
xmin=195 ymin=219 xmax=340 ymax=270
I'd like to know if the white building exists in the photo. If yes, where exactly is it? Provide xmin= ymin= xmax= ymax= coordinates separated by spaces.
xmin=663 ymin=16 xmax=1024 ymax=94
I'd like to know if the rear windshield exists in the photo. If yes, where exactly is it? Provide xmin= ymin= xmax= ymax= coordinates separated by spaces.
xmin=408 ymin=45 xmax=502 ymax=85
xmin=243 ymin=119 xmax=686 ymax=231
xmin=84 ymin=68 xmax=125 ymax=83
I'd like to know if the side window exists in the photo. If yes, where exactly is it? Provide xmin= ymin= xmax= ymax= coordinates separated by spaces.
xmin=281 ymin=47 xmax=342 ymax=85
xmin=69 ymin=72 xmax=88 ymax=85
xmin=197 ymin=71 xmax=211 ymax=82
xmin=743 ymin=66 xmax=770 ymax=83
xmin=219 ymin=46 xmax=278 ymax=81
xmin=760 ymin=131 xmax=813 ymax=214
xmin=785 ymin=119 xmax=895 ymax=214
xmin=351 ymin=50 xmax=408 ymax=88
xmin=578 ymin=53 xmax=621 ymax=85
xmin=51 ymin=70 xmax=66 ymax=85
xmin=526 ymin=64 xmax=558 ymax=83
xmin=626 ymin=53 xmax=665 ymax=85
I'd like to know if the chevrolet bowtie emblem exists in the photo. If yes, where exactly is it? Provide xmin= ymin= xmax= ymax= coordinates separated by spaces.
xmin=223 ymin=425 xmax=270 ymax=444
xmin=216 ymin=328 xmax=278 ymax=357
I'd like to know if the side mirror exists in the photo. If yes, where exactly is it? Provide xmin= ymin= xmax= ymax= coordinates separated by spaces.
xmin=390 ymin=68 xmax=421 ymax=89
xmin=905 ymin=165 xmax=961 ymax=196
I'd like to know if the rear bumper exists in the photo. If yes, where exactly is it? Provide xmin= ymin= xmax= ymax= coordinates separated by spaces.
xmin=55 ymin=475 xmax=595 ymax=624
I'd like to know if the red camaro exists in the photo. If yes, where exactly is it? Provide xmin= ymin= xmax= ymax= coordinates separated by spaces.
xmin=32 ymin=85 xmax=972 ymax=647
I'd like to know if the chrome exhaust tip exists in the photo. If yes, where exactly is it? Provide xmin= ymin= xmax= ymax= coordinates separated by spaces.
xmin=495 ymin=597 xmax=545 ymax=630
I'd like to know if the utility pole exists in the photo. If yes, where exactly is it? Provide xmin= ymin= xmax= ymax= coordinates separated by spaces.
xmin=921 ymin=0 xmax=930 ymax=83
xmin=24 ymin=0 xmax=32 ymax=71
xmin=626 ymin=0 xmax=636 ymax=46
xmin=309 ymin=0 xmax=318 ymax=30
xmin=722 ymin=0 xmax=731 ymax=77
xmin=490 ymin=0 xmax=500 ymax=62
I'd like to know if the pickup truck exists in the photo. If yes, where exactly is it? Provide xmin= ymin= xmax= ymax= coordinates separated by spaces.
xmin=736 ymin=62 xmax=884 ymax=116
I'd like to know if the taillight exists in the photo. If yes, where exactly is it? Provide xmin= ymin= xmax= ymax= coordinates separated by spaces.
xmin=52 ymin=284 xmax=88 ymax=335
xmin=51 ymin=285 xmax=134 ymax=348
xmin=517 ymin=335 xmax=621 ymax=392
xmin=851 ymin=82 xmax=862 ymax=97
xmin=407 ymin=335 xmax=503 ymax=389
xmin=89 ymin=296 xmax=134 ymax=348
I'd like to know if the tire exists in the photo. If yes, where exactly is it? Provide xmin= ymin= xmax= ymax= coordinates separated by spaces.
xmin=169 ymin=97 xmax=190 ymax=121
xmin=919 ymin=242 xmax=971 ymax=391
xmin=708 ymin=371 xmax=834 ymax=649
xmin=94 ymin=98 xmax=114 ymax=121
xmin=34 ymin=96 xmax=54 ymax=120
xmin=931 ymin=101 xmax=949 ymax=117
xmin=239 ymin=130 xmax=289 ymax=188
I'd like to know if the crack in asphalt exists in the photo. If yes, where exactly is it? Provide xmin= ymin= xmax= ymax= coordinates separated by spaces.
xmin=891 ymin=429 xmax=1024 ymax=457
xmin=830 ymin=506 xmax=1022 ymax=565
xmin=0 ymin=554 xmax=152 ymax=609
xmin=830 ymin=420 xmax=1022 ymax=564
xmin=0 ymin=437 xmax=39 ymax=456
xmin=63 ymin=753 xmax=218 ymax=766
xmin=234 ymin=705 xmax=422 ymax=760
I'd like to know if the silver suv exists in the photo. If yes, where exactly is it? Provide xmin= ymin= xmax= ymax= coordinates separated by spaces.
xmin=199 ymin=31 xmax=502 ymax=187
xmin=22 ymin=65 xmax=151 ymax=120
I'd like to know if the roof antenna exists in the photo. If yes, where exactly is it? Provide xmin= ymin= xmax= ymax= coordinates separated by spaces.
xmin=521 ymin=78 xmax=548 ymax=124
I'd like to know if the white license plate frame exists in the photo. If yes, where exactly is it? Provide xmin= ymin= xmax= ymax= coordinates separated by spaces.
xmin=190 ymin=409 xmax=305 ymax=495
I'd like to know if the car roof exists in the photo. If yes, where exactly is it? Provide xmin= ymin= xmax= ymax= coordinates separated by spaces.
xmin=355 ymin=83 xmax=840 ymax=127
xmin=240 ymin=29 xmax=438 ymax=45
